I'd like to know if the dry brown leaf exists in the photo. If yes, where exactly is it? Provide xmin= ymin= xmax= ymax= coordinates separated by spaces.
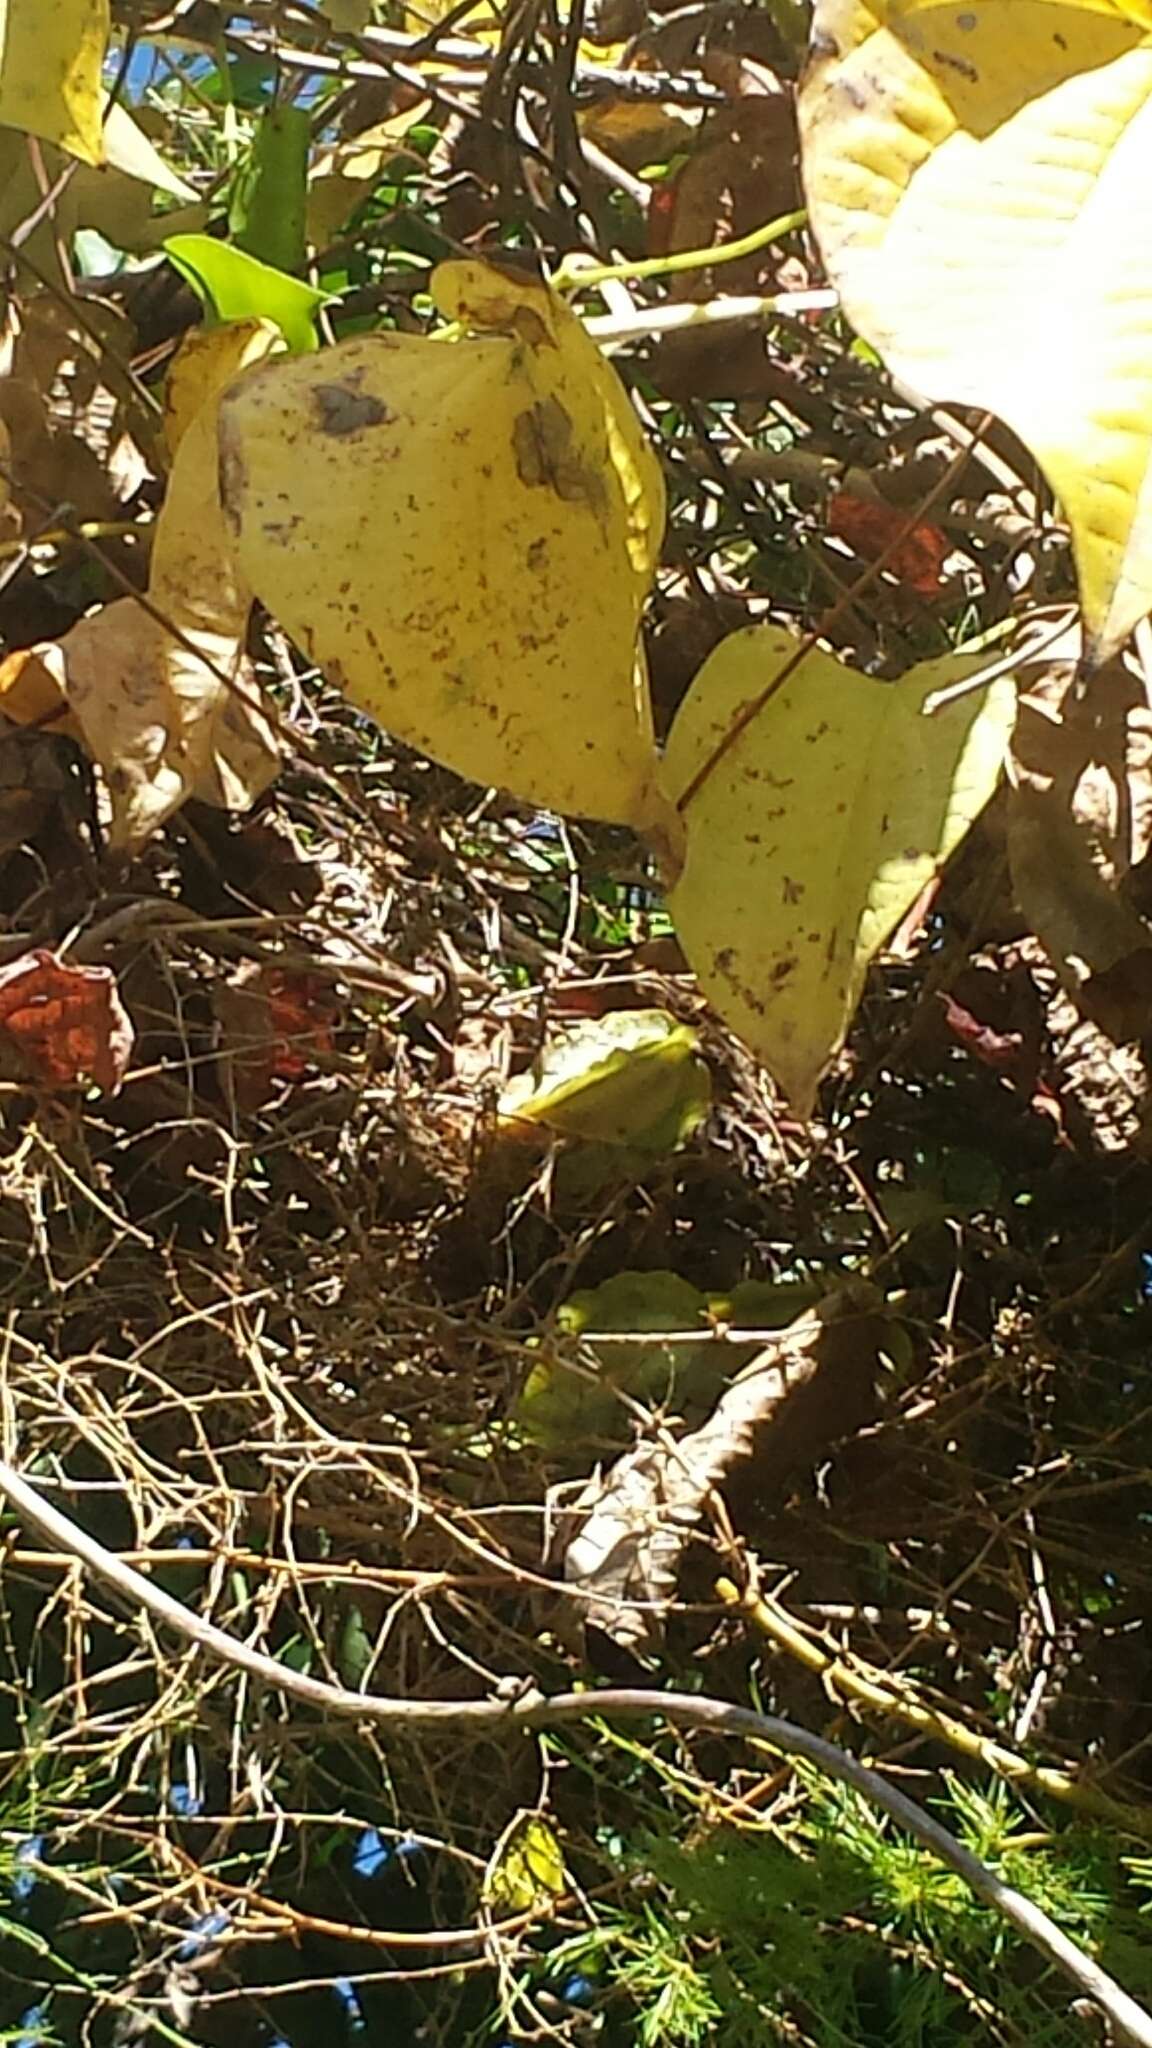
xmin=0 ymin=948 xmax=134 ymax=1095
xmin=0 ymin=601 xmax=278 ymax=848
xmin=560 ymin=1284 xmax=881 ymax=1661
xmin=0 ymin=320 xmax=285 ymax=847
xmin=0 ymin=293 xmax=154 ymax=526
xmin=652 ymin=74 xmax=803 ymax=403
xmin=215 ymin=963 xmax=337 ymax=1114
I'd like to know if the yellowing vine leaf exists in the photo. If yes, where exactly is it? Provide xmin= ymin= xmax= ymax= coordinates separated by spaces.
xmin=660 ymin=628 xmax=1016 ymax=1116
xmin=498 ymin=1010 xmax=711 ymax=1151
xmin=217 ymin=258 xmax=670 ymax=832
xmin=0 ymin=0 xmax=108 ymax=164
xmin=800 ymin=2 xmax=1152 ymax=667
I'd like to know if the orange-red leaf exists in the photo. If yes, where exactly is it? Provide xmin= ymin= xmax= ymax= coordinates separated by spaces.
xmin=826 ymin=493 xmax=949 ymax=597
xmin=0 ymin=949 xmax=134 ymax=1093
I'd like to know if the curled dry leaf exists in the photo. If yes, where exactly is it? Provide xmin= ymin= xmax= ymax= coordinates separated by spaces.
xmin=0 ymin=949 xmax=134 ymax=1095
xmin=0 ymin=319 xmax=281 ymax=848
xmin=826 ymin=491 xmax=949 ymax=597
xmin=560 ymin=1283 xmax=882 ymax=1661
xmin=218 ymin=257 xmax=671 ymax=836
xmin=0 ymin=600 xmax=277 ymax=849
xmin=651 ymin=69 xmax=804 ymax=401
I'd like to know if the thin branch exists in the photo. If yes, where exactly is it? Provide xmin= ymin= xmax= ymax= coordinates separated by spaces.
xmin=1 ymin=1456 xmax=1150 ymax=2047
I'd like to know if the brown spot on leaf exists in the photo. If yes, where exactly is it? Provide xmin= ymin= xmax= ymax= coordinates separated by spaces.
xmin=512 ymin=397 xmax=605 ymax=513
xmin=312 ymin=382 xmax=392 ymax=436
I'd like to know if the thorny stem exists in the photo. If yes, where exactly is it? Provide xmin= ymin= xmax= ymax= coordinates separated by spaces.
xmin=1 ymin=1455 xmax=1150 ymax=2048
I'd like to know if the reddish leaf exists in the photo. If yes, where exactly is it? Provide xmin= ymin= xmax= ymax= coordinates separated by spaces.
xmin=215 ymin=965 xmax=336 ymax=1112
xmin=826 ymin=493 xmax=949 ymax=596
xmin=265 ymin=973 xmax=335 ymax=1080
xmin=938 ymin=993 xmax=1023 ymax=1072
xmin=0 ymin=949 xmax=134 ymax=1094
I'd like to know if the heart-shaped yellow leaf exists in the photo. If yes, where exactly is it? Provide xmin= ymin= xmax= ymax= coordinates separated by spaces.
xmin=217 ymin=258 xmax=669 ymax=832
xmin=661 ymin=628 xmax=1016 ymax=1116
xmin=799 ymin=1 xmax=1152 ymax=666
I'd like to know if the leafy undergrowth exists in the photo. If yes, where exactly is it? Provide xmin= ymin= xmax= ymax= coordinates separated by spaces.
xmin=1 ymin=5 xmax=1152 ymax=2047
xmin=0 ymin=687 xmax=1151 ymax=2047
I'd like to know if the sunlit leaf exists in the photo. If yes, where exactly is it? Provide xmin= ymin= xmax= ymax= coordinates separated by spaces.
xmin=484 ymin=1813 xmax=567 ymax=1913
xmin=800 ymin=1 xmax=1152 ymax=666
xmin=499 ymin=1009 xmax=711 ymax=1151
xmin=0 ymin=0 xmax=109 ymax=164
xmin=661 ymin=627 xmax=1016 ymax=1116
xmin=218 ymin=257 xmax=671 ymax=832
xmin=164 ymin=233 xmax=330 ymax=354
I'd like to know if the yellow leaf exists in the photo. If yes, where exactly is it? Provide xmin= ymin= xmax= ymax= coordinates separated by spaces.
xmin=164 ymin=320 xmax=284 ymax=458
xmin=153 ymin=322 xmax=281 ymax=640
xmin=498 ymin=1009 xmax=711 ymax=1150
xmin=0 ymin=0 xmax=109 ymax=165
xmin=660 ymin=628 xmax=1016 ymax=1117
xmin=483 ymin=1813 xmax=566 ymax=1913
xmin=799 ymin=2 xmax=1152 ymax=667
xmin=218 ymin=257 xmax=670 ymax=831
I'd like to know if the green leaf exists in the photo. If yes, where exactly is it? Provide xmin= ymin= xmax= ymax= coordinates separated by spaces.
xmin=163 ymin=232 xmax=330 ymax=353
xmin=499 ymin=1010 xmax=711 ymax=1153
xmin=518 ymin=1269 xmax=720 ymax=1451
xmin=229 ymin=102 xmax=311 ymax=275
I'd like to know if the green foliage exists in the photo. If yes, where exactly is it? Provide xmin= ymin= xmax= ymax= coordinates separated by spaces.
xmin=163 ymin=232 xmax=330 ymax=351
xmin=524 ymin=1772 xmax=1152 ymax=2048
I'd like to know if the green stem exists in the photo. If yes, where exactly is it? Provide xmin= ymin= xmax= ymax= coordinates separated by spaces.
xmin=554 ymin=207 xmax=808 ymax=293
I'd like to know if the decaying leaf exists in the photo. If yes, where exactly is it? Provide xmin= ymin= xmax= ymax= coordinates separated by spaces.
xmin=560 ymin=1283 xmax=882 ymax=1660
xmin=215 ymin=963 xmax=336 ymax=1113
xmin=498 ymin=1009 xmax=711 ymax=1151
xmin=0 ymin=948 xmax=134 ymax=1094
xmin=0 ymin=602 xmax=277 ymax=848
xmin=826 ymin=491 xmax=949 ymax=597
xmin=660 ymin=626 xmax=1016 ymax=1116
xmin=218 ymin=257 xmax=671 ymax=833
xmin=0 ymin=293 xmax=153 ymax=530
xmin=0 ymin=316 xmax=281 ymax=846
xmin=800 ymin=2 xmax=1152 ymax=667
xmin=0 ymin=0 xmax=109 ymax=165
